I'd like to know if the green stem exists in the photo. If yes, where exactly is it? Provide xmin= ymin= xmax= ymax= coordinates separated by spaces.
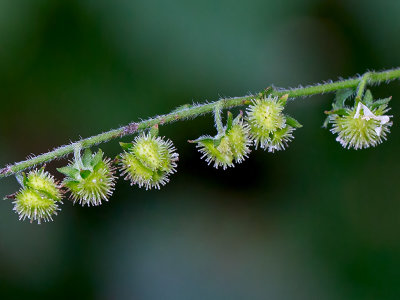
xmin=1 ymin=68 xmax=399 ymax=179
xmin=214 ymin=102 xmax=224 ymax=134
xmin=73 ymin=144 xmax=84 ymax=169
xmin=355 ymin=72 xmax=371 ymax=103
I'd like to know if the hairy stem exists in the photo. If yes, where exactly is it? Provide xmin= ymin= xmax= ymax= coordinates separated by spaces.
xmin=214 ymin=102 xmax=224 ymax=134
xmin=1 ymin=68 xmax=400 ymax=179
xmin=73 ymin=144 xmax=84 ymax=169
xmin=355 ymin=72 xmax=371 ymax=103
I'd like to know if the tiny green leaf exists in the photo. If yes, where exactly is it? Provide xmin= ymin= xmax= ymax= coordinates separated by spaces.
xmin=324 ymin=108 xmax=348 ymax=116
xmin=278 ymin=94 xmax=289 ymax=106
xmin=370 ymin=97 xmax=392 ymax=109
xmin=232 ymin=111 xmax=243 ymax=125
xmin=333 ymin=88 xmax=354 ymax=109
xmin=188 ymin=136 xmax=214 ymax=144
xmin=225 ymin=111 xmax=233 ymax=133
xmin=285 ymin=116 xmax=302 ymax=128
xmin=57 ymin=166 xmax=80 ymax=179
xmin=90 ymin=149 xmax=103 ymax=168
xmin=22 ymin=172 xmax=28 ymax=186
xmin=63 ymin=179 xmax=80 ymax=186
xmin=333 ymin=108 xmax=348 ymax=116
xmin=119 ymin=142 xmax=134 ymax=151
xmin=322 ymin=116 xmax=330 ymax=129
xmin=213 ymin=136 xmax=223 ymax=148
xmin=82 ymin=149 xmax=92 ymax=167
xmin=363 ymin=89 xmax=373 ymax=106
xmin=80 ymin=170 xmax=91 ymax=179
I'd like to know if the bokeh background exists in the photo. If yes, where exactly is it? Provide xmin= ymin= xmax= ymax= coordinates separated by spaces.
xmin=1 ymin=0 xmax=400 ymax=299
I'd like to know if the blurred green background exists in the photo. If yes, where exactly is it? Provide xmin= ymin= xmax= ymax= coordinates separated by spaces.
xmin=1 ymin=0 xmax=400 ymax=299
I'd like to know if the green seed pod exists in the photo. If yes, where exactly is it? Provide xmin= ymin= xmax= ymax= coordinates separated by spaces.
xmin=246 ymin=95 xmax=301 ymax=151
xmin=58 ymin=149 xmax=116 ymax=206
xmin=118 ymin=133 xmax=178 ymax=190
xmin=330 ymin=101 xmax=392 ymax=150
xmin=13 ymin=169 xmax=63 ymax=224
xmin=246 ymin=95 xmax=286 ymax=149
xmin=192 ymin=112 xmax=251 ymax=169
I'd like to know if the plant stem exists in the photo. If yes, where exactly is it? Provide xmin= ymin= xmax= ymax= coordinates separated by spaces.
xmin=214 ymin=102 xmax=225 ymax=134
xmin=1 ymin=68 xmax=400 ymax=179
xmin=73 ymin=144 xmax=84 ymax=169
xmin=355 ymin=72 xmax=371 ymax=103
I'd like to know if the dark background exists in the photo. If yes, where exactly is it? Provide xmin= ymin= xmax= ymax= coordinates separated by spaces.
xmin=1 ymin=0 xmax=400 ymax=299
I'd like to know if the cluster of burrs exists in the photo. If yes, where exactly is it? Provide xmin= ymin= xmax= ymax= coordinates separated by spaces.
xmin=7 ymin=89 xmax=394 ymax=224
xmin=9 ymin=125 xmax=179 ymax=224
xmin=190 ymin=94 xmax=302 ymax=169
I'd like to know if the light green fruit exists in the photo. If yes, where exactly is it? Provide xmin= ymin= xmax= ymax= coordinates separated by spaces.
xmin=13 ymin=188 xmax=60 ymax=224
xmin=119 ymin=134 xmax=178 ymax=190
xmin=59 ymin=149 xmax=116 ymax=206
xmin=196 ymin=116 xmax=251 ymax=169
xmin=13 ymin=169 xmax=62 ymax=224
xmin=246 ymin=96 xmax=286 ymax=149
xmin=330 ymin=103 xmax=392 ymax=150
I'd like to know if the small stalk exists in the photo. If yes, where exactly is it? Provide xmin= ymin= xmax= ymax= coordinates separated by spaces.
xmin=73 ymin=144 xmax=84 ymax=170
xmin=214 ymin=102 xmax=224 ymax=134
xmin=355 ymin=72 xmax=371 ymax=103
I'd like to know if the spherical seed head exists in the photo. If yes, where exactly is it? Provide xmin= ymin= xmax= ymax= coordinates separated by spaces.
xmin=226 ymin=122 xmax=251 ymax=163
xmin=13 ymin=188 xmax=60 ymax=224
xmin=265 ymin=126 xmax=295 ymax=153
xmin=25 ymin=169 xmax=63 ymax=201
xmin=59 ymin=149 xmax=116 ymax=207
xmin=246 ymin=96 xmax=286 ymax=148
xmin=119 ymin=134 xmax=178 ymax=190
xmin=330 ymin=102 xmax=392 ymax=150
xmin=64 ymin=158 xmax=116 ymax=207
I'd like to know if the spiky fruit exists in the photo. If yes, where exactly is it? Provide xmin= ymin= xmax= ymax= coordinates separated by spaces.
xmin=227 ymin=122 xmax=252 ymax=163
xmin=13 ymin=189 xmax=60 ymax=224
xmin=192 ymin=112 xmax=251 ymax=169
xmin=246 ymin=95 xmax=286 ymax=149
xmin=58 ymin=149 xmax=116 ymax=206
xmin=197 ymin=135 xmax=235 ymax=169
xmin=13 ymin=169 xmax=63 ymax=224
xmin=330 ymin=102 xmax=392 ymax=150
xmin=118 ymin=134 xmax=178 ymax=190
xmin=267 ymin=126 xmax=295 ymax=153
xmin=246 ymin=95 xmax=301 ymax=152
